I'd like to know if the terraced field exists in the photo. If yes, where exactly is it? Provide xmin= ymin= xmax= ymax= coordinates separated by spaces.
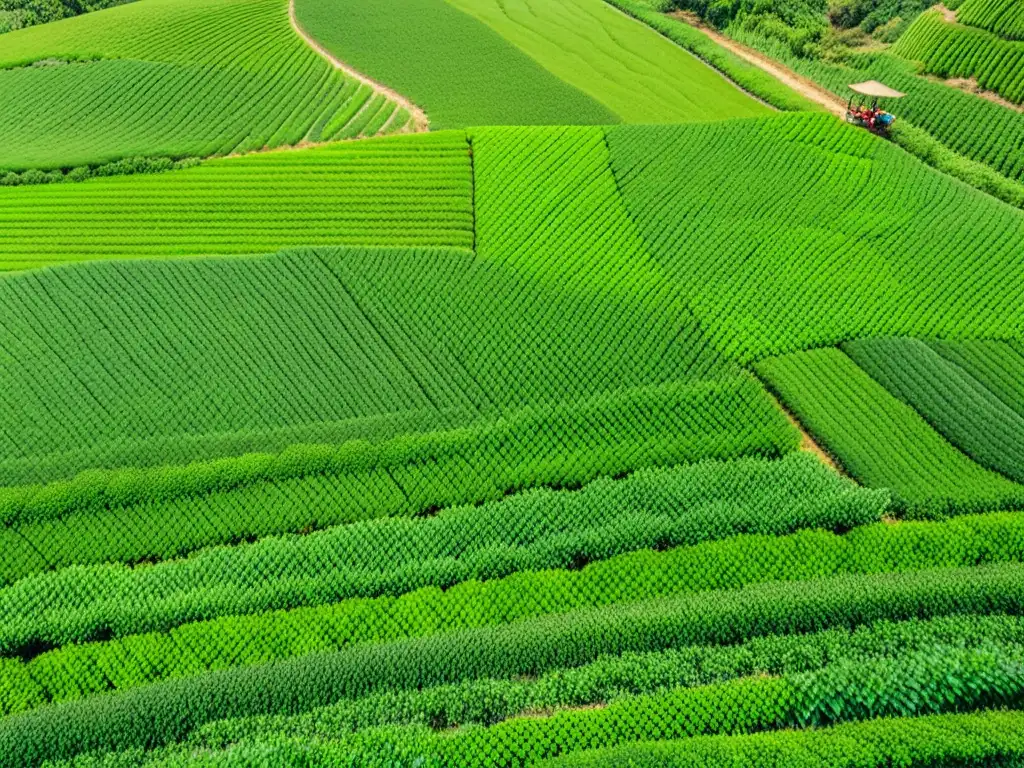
xmin=1 ymin=0 xmax=1023 ymax=764
xmin=0 ymin=0 xmax=415 ymax=171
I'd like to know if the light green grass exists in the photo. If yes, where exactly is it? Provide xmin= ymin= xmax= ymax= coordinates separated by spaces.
xmin=444 ymin=0 xmax=770 ymax=122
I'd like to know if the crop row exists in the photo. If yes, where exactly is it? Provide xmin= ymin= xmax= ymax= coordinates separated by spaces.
xmin=0 ymin=135 xmax=474 ymax=266
xmin=0 ymin=376 xmax=795 ymax=585
xmin=2 ymin=512 xmax=1020 ymax=715
xmin=0 ymin=0 xmax=411 ymax=171
xmin=844 ymin=336 xmax=1024 ymax=483
xmin=160 ymin=613 xmax=1024 ymax=750
xmin=894 ymin=11 xmax=1024 ymax=104
xmin=754 ymin=346 xmax=1024 ymax=515
xmin=543 ymin=709 xmax=1024 ymax=768
xmin=958 ymin=0 xmax=1024 ymax=39
xmin=725 ymin=28 xmax=1024 ymax=183
xmin=605 ymin=115 xmax=1024 ymax=364
xmin=214 ymin=644 xmax=1024 ymax=767
xmin=0 ymin=453 xmax=881 ymax=655
xmin=0 ymin=240 xmax=725 ymax=486
xmin=2 ymin=563 xmax=1021 ymax=766
xmin=927 ymin=338 xmax=1024 ymax=416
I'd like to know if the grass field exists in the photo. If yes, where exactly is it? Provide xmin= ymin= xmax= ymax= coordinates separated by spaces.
xmin=443 ymin=0 xmax=770 ymax=122
xmin=2 ymin=1 xmax=1024 ymax=763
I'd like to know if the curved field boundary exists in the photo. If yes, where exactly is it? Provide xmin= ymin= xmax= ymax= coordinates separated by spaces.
xmin=287 ymin=0 xmax=429 ymax=131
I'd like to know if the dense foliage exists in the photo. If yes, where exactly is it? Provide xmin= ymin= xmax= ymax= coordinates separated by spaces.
xmin=440 ymin=0 xmax=768 ymax=122
xmin=844 ymin=336 xmax=1024 ymax=483
xmin=0 ymin=0 xmax=132 ymax=34
xmin=0 ymin=454 xmax=878 ymax=657
xmin=958 ymin=0 xmax=1024 ymax=39
xmin=2 ymin=563 xmax=1021 ymax=764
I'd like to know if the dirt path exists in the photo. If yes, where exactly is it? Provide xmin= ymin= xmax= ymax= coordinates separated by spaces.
xmin=669 ymin=11 xmax=848 ymax=117
xmin=763 ymin=389 xmax=848 ymax=476
xmin=935 ymin=3 xmax=957 ymax=22
xmin=288 ymin=0 xmax=429 ymax=132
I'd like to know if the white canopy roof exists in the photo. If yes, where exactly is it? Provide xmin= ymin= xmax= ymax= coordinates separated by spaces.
xmin=848 ymin=80 xmax=906 ymax=98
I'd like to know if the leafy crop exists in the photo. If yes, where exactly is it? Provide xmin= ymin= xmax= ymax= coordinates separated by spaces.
xmin=0 ymin=0 xmax=410 ymax=171
xmin=894 ymin=10 xmax=1024 ymax=104
xmin=928 ymin=338 xmax=1024 ymax=417
xmin=606 ymin=115 xmax=1024 ymax=361
xmin=442 ymin=0 xmax=769 ymax=122
xmin=4 ymin=512 xmax=1021 ymax=713
xmin=844 ymin=336 xmax=1024 ymax=483
xmin=0 ymin=376 xmax=795 ymax=584
xmin=540 ymin=709 xmax=1024 ymax=767
xmin=0 ymin=136 xmax=473 ymax=269
xmin=0 ymin=453 xmax=878 ymax=657
xmin=958 ymin=0 xmax=1024 ymax=39
xmin=1 ymin=562 xmax=1021 ymax=765
xmin=755 ymin=347 xmax=1024 ymax=515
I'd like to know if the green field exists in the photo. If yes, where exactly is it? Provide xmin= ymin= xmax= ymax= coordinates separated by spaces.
xmin=2 ymin=0 xmax=1024 ymax=764
xmin=0 ymin=134 xmax=473 ymax=269
xmin=293 ymin=0 xmax=619 ymax=128
xmin=0 ymin=0 xmax=414 ymax=171
xmin=443 ymin=0 xmax=770 ymax=122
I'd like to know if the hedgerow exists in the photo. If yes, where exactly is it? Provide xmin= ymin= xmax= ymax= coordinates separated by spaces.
xmin=0 ymin=0 xmax=411 ymax=171
xmin=894 ymin=11 xmax=1024 ymax=104
xmin=0 ymin=155 xmax=201 ymax=186
xmin=754 ymin=346 xmax=1024 ymax=515
xmin=0 ymin=453 xmax=880 ymax=657
xmin=0 ymin=375 xmax=793 ymax=584
xmin=539 ymin=709 xmax=1024 ymax=767
xmin=3 ymin=513 xmax=1021 ymax=715
xmin=844 ymin=336 xmax=1024 ymax=483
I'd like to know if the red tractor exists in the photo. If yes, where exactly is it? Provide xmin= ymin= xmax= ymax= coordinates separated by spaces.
xmin=845 ymin=80 xmax=905 ymax=136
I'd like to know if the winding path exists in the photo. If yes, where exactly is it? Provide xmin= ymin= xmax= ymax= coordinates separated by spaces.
xmin=288 ymin=0 xmax=430 ymax=132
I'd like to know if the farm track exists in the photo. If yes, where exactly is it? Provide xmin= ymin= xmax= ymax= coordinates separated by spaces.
xmin=288 ymin=0 xmax=430 ymax=132
xmin=668 ymin=11 xmax=847 ymax=117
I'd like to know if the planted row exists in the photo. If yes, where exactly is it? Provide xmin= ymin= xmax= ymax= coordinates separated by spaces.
xmin=3 ymin=512 xmax=1021 ymax=715
xmin=0 ymin=452 xmax=882 ymax=655
xmin=0 ymin=376 xmax=794 ymax=585
xmin=4 ymin=562 xmax=1022 ymax=766
xmin=541 ymin=709 xmax=1024 ymax=767
xmin=843 ymin=336 xmax=1024 ymax=483
xmin=170 ymin=613 xmax=1024 ymax=750
xmin=754 ymin=346 xmax=1024 ymax=515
